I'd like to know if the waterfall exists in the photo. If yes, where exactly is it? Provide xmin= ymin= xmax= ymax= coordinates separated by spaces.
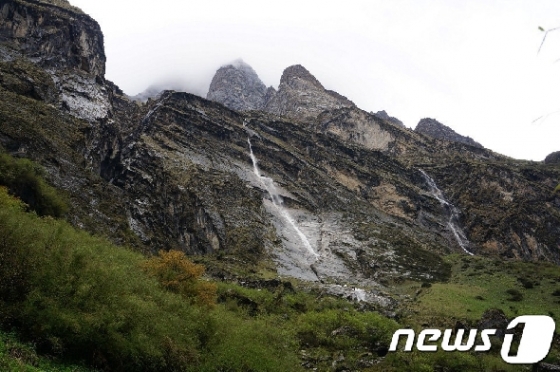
xmin=244 ymin=121 xmax=318 ymax=259
xmin=419 ymin=169 xmax=474 ymax=256
xmin=352 ymin=288 xmax=366 ymax=302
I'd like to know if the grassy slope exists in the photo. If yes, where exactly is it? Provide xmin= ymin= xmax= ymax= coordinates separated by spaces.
xmin=409 ymin=255 xmax=560 ymax=328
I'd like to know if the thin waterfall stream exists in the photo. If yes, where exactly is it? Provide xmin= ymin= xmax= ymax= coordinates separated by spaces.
xmin=244 ymin=121 xmax=318 ymax=259
xmin=419 ymin=169 xmax=474 ymax=256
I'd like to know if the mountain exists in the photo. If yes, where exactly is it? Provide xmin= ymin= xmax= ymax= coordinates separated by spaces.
xmin=263 ymin=64 xmax=355 ymax=123
xmin=415 ymin=117 xmax=483 ymax=148
xmin=206 ymin=59 xmax=268 ymax=111
xmin=372 ymin=110 xmax=405 ymax=128
xmin=2 ymin=0 xmax=559 ymax=274
xmin=2 ymin=1 xmax=560 ymax=370
xmin=207 ymin=62 xmax=356 ymax=123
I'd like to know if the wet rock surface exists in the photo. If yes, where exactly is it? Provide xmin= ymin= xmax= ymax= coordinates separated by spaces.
xmin=0 ymin=0 xmax=559 ymax=300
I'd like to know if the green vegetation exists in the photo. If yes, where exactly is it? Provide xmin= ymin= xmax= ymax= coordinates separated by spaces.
xmin=0 ymin=182 xmax=397 ymax=371
xmin=0 ymin=153 xmax=68 ymax=217
xmin=0 ymin=153 xmax=557 ymax=371
xmin=406 ymin=255 xmax=560 ymax=329
xmin=143 ymin=250 xmax=218 ymax=307
xmin=0 ymin=331 xmax=95 ymax=372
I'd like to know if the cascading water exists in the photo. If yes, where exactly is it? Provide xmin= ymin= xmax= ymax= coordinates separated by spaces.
xmin=419 ymin=169 xmax=474 ymax=256
xmin=244 ymin=121 xmax=318 ymax=259
xmin=352 ymin=288 xmax=366 ymax=302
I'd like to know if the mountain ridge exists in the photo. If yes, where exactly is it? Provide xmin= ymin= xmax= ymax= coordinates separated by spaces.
xmin=1 ymin=0 xmax=559 ymax=281
xmin=1 ymin=1 xmax=560 ymax=370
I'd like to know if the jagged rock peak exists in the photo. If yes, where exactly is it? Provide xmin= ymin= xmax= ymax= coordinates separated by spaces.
xmin=264 ymin=64 xmax=355 ymax=123
xmin=206 ymin=59 xmax=267 ymax=111
xmin=280 ymin=64 xmax=325 ymax=90
xmin=373 ymin=110 xmax=405 ymax=128
xmin=415 ymin=118 xmax=483 ymax=148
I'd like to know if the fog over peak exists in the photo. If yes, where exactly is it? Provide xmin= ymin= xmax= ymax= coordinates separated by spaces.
xmin=72 ymin=0 xmax=560 ymax=160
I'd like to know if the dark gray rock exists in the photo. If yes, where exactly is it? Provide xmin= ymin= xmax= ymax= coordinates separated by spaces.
xmin=263 ymin=64 xmax=355 ymax=123
xmin=206 ymin=59 xmax=267 ymax=111
xmin=415 ymin=117 xmax=483 ymax=148
xmin=477 ymin=308 xmax=509 ymax=339
xmin=545 ymin=151 xmax=560 ymax=164
xmin=0 ymin=0 xmax=105 ymax=78
xmin=373 ymin=110 xmax=405 ymax=128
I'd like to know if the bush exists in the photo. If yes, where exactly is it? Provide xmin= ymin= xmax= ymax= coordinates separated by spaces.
xmin=196 ymin=310 xmax=302 ymax=372
xmin=0 ymin=153 xmax=67 ymax=217
xmin=142 ymin=250 xmax=217 ymax=307
xmin=506 ymin=288 xmax=523 ymax=302
xmin=0 ymin=187 xmax=205 ymax=371
xmin=517 ymin=277 xmax=534 ymax=289
xmin=295 ymin=309 xmax=399 ymax=351
xmin=0 ymin=187 xmax=306 ymax=371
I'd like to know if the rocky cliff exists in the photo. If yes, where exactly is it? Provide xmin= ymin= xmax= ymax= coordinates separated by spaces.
xmin=373 ymin=110 xmax=405 ymax=128
xmin=207 ymin=62 xmax=356 ymax=124
xmin=545 ymin=151 xmax=560 ymax=164
xmin=263 ymin=64 xmax=355 ymax=123
xmin=415 ymin=117 xmax=483 ymax=148
xmin=1 ymin=0 xmax=560 ymax=295
xmin=206 ymin=59 xmax=268 ymax=111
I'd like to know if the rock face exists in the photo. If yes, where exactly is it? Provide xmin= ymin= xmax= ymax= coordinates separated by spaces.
xmin=263 ymin=64 xmax=355 ymax=123
xmin=0 ymin=0 xmax=104 ymax=77
xmin=0 ymin=0 xmax=110 ymax=123
xmin=1 ymin=0 xmax=560 ymax=292
xmin=373 ymin=110 xmax=405 ymax=128
xmin=545 ymin=151 xmax=560 ymax=164
xmin=415 ymin=118 xmax=483 ymax=148
xmin=207 ymin=62 xmax=356 ymax=124
xmin=206 ymin=59 xmax=268 ymax=111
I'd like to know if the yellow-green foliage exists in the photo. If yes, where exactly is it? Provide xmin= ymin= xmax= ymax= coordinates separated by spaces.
xmin=143 ymin=250 xmax=217 ymax=307
xmin=0 ymin=186 xmax=204 ymax=370
xmin=0 ymin=187 xmax=305 ymax=371
xmin=0 ymin=153 xmax=67 ymax=217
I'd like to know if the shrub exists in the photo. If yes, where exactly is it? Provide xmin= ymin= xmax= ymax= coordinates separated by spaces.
xmin=517 ymin=277 xmax=534 ymax=289
xmin=142 ymin=250 xmax=217 ymax=307
xmin=295 ymin=309 xmax=399 ymax=351
xmin=0 ymin=187 xmax=304 ymax=371
xmin=0 ymin=153 xmax=67 ymax=217
xmin=0 ymin=187 xmax=204 ymax=371
xmin=506 ymin=289 xmax=523 ymax=302
xmin=196 ymin=310 xmax=302 ymax=372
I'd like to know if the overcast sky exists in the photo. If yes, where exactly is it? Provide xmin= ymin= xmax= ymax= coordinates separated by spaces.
xmin=70 ymin=0 xmax=560 ymax=161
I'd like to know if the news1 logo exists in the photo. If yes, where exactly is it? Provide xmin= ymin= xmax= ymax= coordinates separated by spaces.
xmin=389 ymin=315 xmax=555 ymax=364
